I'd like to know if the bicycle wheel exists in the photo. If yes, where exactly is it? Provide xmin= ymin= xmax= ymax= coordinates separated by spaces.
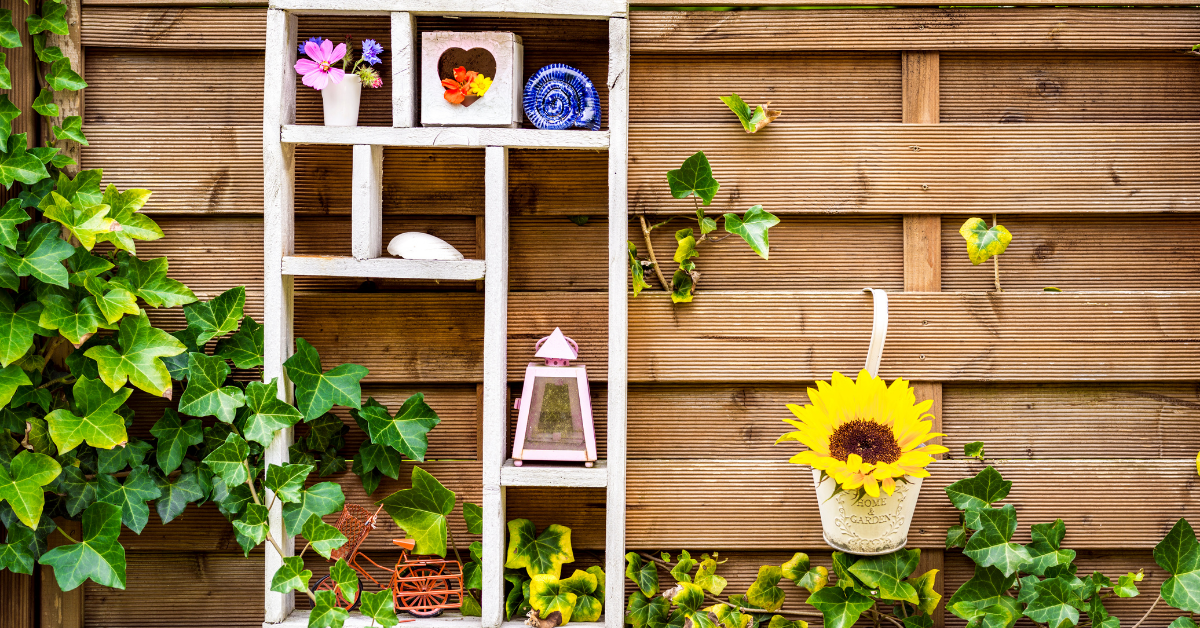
xmin=396 ymin=566 xmax=453 ymax=617
xmin=311 ymin=575 xmax=364 ymax=611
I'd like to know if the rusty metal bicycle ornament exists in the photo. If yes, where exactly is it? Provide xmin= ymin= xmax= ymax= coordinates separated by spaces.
xmin=311 ymin=504 xmax=465 ymax=617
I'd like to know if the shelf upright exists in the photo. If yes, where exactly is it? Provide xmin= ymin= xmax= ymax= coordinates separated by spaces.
xmin=262 ymin=2 xmax=628 ymax=626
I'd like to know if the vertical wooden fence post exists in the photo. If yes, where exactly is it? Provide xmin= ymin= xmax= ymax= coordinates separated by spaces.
xmin=41 ymin=520 xmax=83 ymax=628
xmin=43 ymin=0 xmax=82 ymax=177
xmin=902 ymin=50 xmax=945 ymax=628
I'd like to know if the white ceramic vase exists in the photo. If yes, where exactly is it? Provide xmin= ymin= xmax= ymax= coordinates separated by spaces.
xmin=321 ymin=75 xmax=362 ymax=127
xmin=813 ymin=468 xmax=923 ymax=555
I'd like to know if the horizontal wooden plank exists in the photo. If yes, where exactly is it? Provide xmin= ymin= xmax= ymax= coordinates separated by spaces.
xmin=622 ymin=459 xmax=1199 ymax=550
xmin=81 ymin=8 xmax=266 ymax=48
xmin=85 ymin=552 xmax=263 ymax=628
xmin=629 ymin=9 xmax=1200 ymax=50
xmin=294 ymin=291 xmax=1200 ymax=383
xmin=941 ymin=213 xmax=1200 ymax=291
xmin=631 ymin=52 xmax=901 ymax=125
xmin=627 ymin=383 xmax=1200 ymax=461
xmin=500 ymin=459 xmax=608 ymax=487
xmin=318 ymin=384 xmax=481 ymax=459
xmin=82 ymin=125 xmax=264 ymax=214
xmin=283 ymin=126 xmax=610 ymax=150
xmin=274 ymin=0 xmax=624 ymax=18
xmin=283 ymin=255 xmax=487 ymax=280
xmin=629 ymin=124 xmax=1200 ymax=215
xmin=940 ymin=51 xmax=1200 ymax=124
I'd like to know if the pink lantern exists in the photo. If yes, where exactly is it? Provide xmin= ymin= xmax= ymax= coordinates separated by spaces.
xmin=511 ymin=328 xmax=597 ymax=467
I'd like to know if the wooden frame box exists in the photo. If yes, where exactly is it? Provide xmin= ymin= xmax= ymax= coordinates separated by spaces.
xmin=421 ymin=31 xmax=524 ymax=128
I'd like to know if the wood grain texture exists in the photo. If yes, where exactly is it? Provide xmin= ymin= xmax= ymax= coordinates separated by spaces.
xmin=902 ymin=52 xmax=939 ymax=125
xmin=44 ymin=0 xmax=83 ymax=176
xmin=941 ymin=214 xmax=1200 ymax=291
xmin=84 ymin=552 xmax=263 ymax=628
xmin=44 ymin=519 xmax=83 ymax=628
xmin=941 ymin=51 xmax=1200 ymax=123
xmin=0 ymin=570 xmax=35 ymax=628
xmin=629 ymin=124 xmax=1200 ymax=215
xmin=0 ymin=0 xmax=36 ymax=207
xmin=630 ymin=52 xmax=902 ymax=124
xmin=81 ymin=8 xmax=266 ymax=48
xmin=629 ymin=9 xmax=1200 ymax=51
xmin=904 ymin=216 xmax=941 ymax=291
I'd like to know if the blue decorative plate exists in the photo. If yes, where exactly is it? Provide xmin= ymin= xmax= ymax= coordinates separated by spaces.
xmin=523 ymin=64 xmax=601 ymax=131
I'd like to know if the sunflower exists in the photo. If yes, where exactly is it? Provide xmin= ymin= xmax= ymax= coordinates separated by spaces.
xmin=777 ymin=369 xmax=948 ymax=497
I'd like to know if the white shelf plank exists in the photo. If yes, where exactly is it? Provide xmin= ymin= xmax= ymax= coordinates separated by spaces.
xmin=267 ymin=611 xmax=606 ymax=628
xmin=282 ymin=255 xmax=485 ymax=280
xmin=501 ymin=459 xmax=608 ymax=487
xmin=269 ymin=0 xmax=624 ymax=18
xmin=282 ymin=125 xmax=609 ymax=150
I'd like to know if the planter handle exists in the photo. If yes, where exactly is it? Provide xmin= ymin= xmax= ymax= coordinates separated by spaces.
xmin=861 ymin=287 xmax=888 ymax=377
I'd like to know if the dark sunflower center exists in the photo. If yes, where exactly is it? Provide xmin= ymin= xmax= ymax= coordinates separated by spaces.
xmin=829 ymin=419 xmax=901 ymax=465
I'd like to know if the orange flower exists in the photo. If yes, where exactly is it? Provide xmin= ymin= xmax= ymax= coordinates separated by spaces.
xmin=441 ymin=66 xmax=480 ymax=104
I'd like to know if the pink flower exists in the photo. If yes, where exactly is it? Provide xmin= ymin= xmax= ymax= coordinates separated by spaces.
xmin=294 ymin=39 xmax=346 ymax=90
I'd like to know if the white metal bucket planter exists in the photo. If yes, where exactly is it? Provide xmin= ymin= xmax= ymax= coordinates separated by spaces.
xmin=322 ymin=74 xmax=362 ymax=126
xmin=814 ymin=288 xmax=924 ymax=555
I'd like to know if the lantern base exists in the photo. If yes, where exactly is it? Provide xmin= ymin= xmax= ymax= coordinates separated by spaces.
xmin=513 ymin=460 xmax=522 ymax=467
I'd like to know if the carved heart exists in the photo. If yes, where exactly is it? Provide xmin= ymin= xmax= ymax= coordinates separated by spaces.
xmin=438 ymin=47 xmax=497 ymax=107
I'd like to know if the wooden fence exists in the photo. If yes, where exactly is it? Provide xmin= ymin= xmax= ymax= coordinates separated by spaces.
xmin=2 ymin=1 xmax=1199 ymax=626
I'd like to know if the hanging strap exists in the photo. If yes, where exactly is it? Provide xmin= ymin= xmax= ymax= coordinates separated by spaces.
xmin=862 ymin=288 xmax=889 ymax=377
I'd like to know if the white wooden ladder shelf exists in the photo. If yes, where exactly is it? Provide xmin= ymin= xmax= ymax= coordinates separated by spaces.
xmin=262 ymin=1 xmax=629 ymax=627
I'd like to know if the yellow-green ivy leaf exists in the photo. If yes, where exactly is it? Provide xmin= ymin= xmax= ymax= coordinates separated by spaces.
xmin=767 ymin=615 xmax=807 ymax=628
xmin=44 ymin=376 xmax=131 ymax=452
xmin=719 ymin=93 xmax=781 ymax=133
xmin=628 ymin=241 xmax=651 ymax=297
xmin=909 ymin=569 xmax=942 ymax=615
xmin=0 ymin=450 xmax=61 ymax=527
xmin=781 ymin=553 xmax=810 ymax=584
xmin=506 ymin=519 xmax=573 ymax=579
xmin=694 ymin=558 xmax=727 ymax=595
xmin=959 ymin=217 xmax=1012 ymax=265
xmin=84 ymin=311 xmax=186 ymax=397
xmin=746 ymin=565 xmax=787 ymax=612
xmin=530 ymin=574 xmax=578 ymax=625
xmin=797 ymin=566 xmax=828 ymax=594
xmin=379 ymin=466 xmax=453 ymax=557
xmin=847 ymin=549 xmax=921 ymax=604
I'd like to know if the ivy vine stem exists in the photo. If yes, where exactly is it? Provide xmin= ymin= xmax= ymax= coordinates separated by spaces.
xmin=992 ymin=213 xmax=1001 ymax=292
xmin=36 ymin=375 xmax=75 ymax=390
xmin=635 ymin=551 xmax=824 ymax=620
xmin=445 ymin=522 xmax=479 ymax=605
xmin=55 ymin=525 xmax=77 ymax=544
xmin=244 ymin=461 xmax=317 ymax=604
xmin=1129 ymin=594 xmax=1161 ymax=628
xmin=638 ymin=215 xmax=670 ymax=291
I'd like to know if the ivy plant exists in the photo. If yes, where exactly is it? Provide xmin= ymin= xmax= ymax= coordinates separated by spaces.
xmin=629 ymin=151 xmax=779 ymax=303
xmin=496 ymin=517 xmax=603 ymax=625
xmin=944 ymin=443 xmax=1200 ymax=628
xmin=959 ymin=216 xmax=1012 ymax=292
xmin=624 ymin=549 xmax=938 ymax=628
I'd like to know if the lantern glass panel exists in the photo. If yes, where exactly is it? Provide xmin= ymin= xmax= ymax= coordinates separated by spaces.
xmin=522 ymin=375 xmax=585 ymax=451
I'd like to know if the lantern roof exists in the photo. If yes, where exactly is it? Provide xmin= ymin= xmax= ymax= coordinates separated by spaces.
xmin=535 ymin=327 xmax=578 ymax=360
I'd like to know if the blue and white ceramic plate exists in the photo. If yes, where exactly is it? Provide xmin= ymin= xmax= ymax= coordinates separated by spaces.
xmin=523 ymin=64 xmax=601 ymax=131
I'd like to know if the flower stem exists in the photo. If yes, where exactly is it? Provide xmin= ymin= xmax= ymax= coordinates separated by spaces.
xmin=639 ymin=216 xmax=670 ymax=291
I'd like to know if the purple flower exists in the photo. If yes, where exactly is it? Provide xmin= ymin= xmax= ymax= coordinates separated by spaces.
xmin=361 ymin=39 xmax=384 ymax=65
xmin=298 ymin=36 xmax=322 ymax=55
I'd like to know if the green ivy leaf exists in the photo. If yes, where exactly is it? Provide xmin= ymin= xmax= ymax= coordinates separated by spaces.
xmin=505 ymin=518 xmax=573 ymax=579
xmin=51 ymin=114 xmax=88 ymax=144
xmin=84 ymin=311 xmax=187 ymax=397
xmin=673 ymin=228 xmax=698 ymax=268
xmin=0 ymin=296 xmax=42 ymax=367
xmin=667 ymin=151 xmax=719 ymax=205
xmin=352 ymin=443 xmax=400 ymax=486
xmin=149 ymin=409 xmax=203 ymax=474
xmin=0 ymin=222 xmax=72 ymax=287
xmin=231 ymin=503 xmax=269 ymax=551
xmin=360 ymin=589 xmax=399 ymax=627
xmin=1170 ymin=618 xmax=1199 ymax=628
xmin=944 ymin=466 xmax=1011 ymax=511
xmin=380 ymin=466 xmax=454 ymax=556
xmin=359 ymin=393 xmax=439 ymax=461
xmin=964 ymin=505 xmax=1032 ymax=576
xmin=97 ymin=464 xmax=161 ymax=534
xmin=1115 ymin=570 xmax=1143 ymax=598
xmin=806 ymin=586 xmax=874 ymax=628
xmin=153 ymin=468 xmax=205 ymax=525
xmin=27 ymin=2 xmax=68 ymax=35
xmin=241 ymin=379 xmax=303 ymax=447
xmin=746 ymin=565 xmax=787 ymax=611
xmin=329 ymin=557 xmax=359 ymax=601
xmin=0 ymin=523 xmax=36 ymax=574
xmin=37 ymin=294 xmax=105 ymax=346
xmin=95 ymin=185 xmax=161 ymax=254
xmin=309 ymin=589 xmax=350 ymax=628
xmin=848 ymin=549 xmax=921 ymax=604
xmin=0 ymin=450 xmax=60 ymax=527
xmin=1154 ymin=518 xmax=1200 ymax=613
xmin=671 ymin=554 xmax=697 ymax=583
xmin=718 ymin=93 xmax=781 ymax=133
xmin=96 ymin=439 xmax=151 ymax=475
xmin=202 ymin=432 xmax=249 ymax=489
xmin=1023 ymin=577 xmax=1082 ymax=628
xmin=270 ymin=555 xmax=311 ymax=594
xmin=767 ymin=616 xmax=806 ymax=628
xmin=45 ymin=376 xmax=131 ymax=452
xmin=964 ymin=441 xmax=985 ymax=459
xmin=302 ymin=513 xmax=348 ymax=559
xmin=0 ymin=10 xmax=20 ymax=47
xmin=947 ymin=525 xmax=967 ymax=549
xmin=722 ymin=205 xmax=779 ymax=259
xmin=629 ymin=241 xmax=651 ymax=297
xmin=529 ymin=574 xmax=578 ymax=625
xmin=0 ymin=198 xmax=29 ymax=250
xmin=1032 ymin=519 xmax=1067 ymax=549
xmin=670 ymin=581 xmax=705 ymax=617
xmin=214 ymin=316 xmax=263 ymax=369
xmin=0 ymin=136 xmax=49 ymax=187
xmin=464 ymin=501 xmax=482 ymax=535
xmin=560 ymin=568 xmax=599 ymax=597
xmin=695 ymin=558 xmax=727 ymax=595
xmin=946 ymin=564 xmax=1016 ymax=622
xmin=264 ymin=462 xmax=312 ymax=503
xmin=183 ymin=287 xmax=245 ymax=345
xmin=94 ymin=287 xmax=139 ymax=326
xmin=109 ymin=253 xmax=196 ymax=309
xmin=909 ymin=569 xmax=942 ymax=615
xmin=797 ymin=566 xmax=828 ymax=594
xmin=31 ymin=89 xmax=58 ymax=117
xmin=780 ymin=552 xmax=810 ymax=584
xmin=55 ymin=466 xmax=96 ymax=517
xmin=831 ymin=552 xmax=865 ymax=590
xmin=712 ymin=603 xmax=751 ymax=628
xmin=283 ymin=338 xmax=367 ymax=421
xmin=959 ymin=217 xmax=1013 ymax=265
xmin=282 ymin=481 xmax=343 ymax=535
xmin=38 ymin=502 xmax=125 ymax=591
xmin=179 ymin=352 xmax=246 ymax=424
xmin=625 ymin=551 xmax=659 ymax=596
xmin=41 ymin=192 xmax=110 ymax=251
xmin=671 ymin=269 xmax=694 ymax=304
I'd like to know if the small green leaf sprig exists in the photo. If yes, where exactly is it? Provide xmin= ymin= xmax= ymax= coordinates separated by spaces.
xmin=630 ymin=151 xmax=779 ymax=303
xmin=941 ymin=442 xmax=1198 ymax=628
xmin=959 ymin=216 xmax=1012 ymax=292
xmin=624 ymin=548 xmax=940 ymax=628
